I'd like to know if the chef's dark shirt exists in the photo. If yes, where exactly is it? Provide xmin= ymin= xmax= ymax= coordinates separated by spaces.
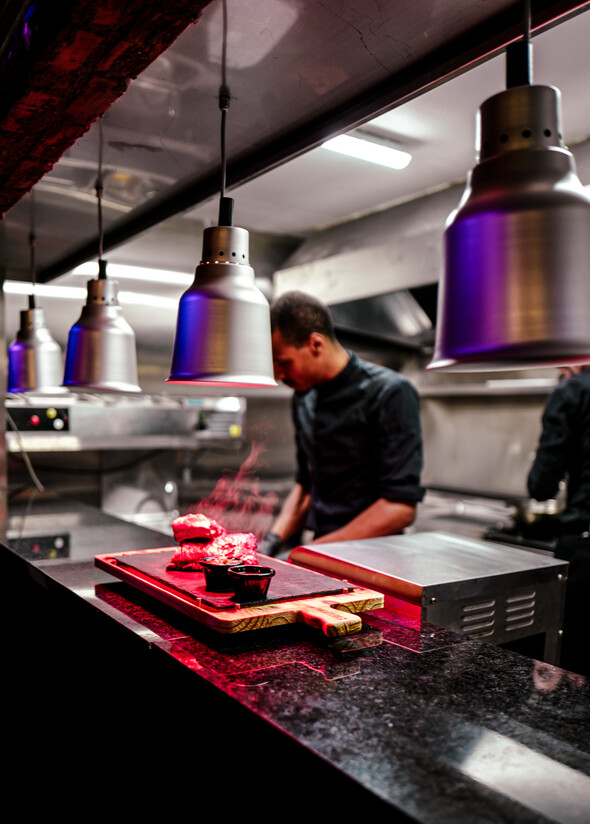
xmin=528 ymin=369 xmax=590 ymax=532
xmin=292 ymin=352 xmax=424 ymax=537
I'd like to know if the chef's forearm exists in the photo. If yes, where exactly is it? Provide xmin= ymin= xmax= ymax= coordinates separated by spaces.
xmin=271 ymin=483 xmax=311 ymax=542
xmin=310 ymin=498 xmax=416 ymax=544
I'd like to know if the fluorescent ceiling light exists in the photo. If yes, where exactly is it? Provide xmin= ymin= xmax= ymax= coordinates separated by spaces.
xmin=4 ymin=281 xmax=86 ymax=299
xmin=322 ymin=133 xmax=412 ymax=170
xmin=72 ymin=262 xmax=193 ymax=287
xmin=3 ymin=280 xmax=177 ymax=309
xmin=118 ymin=291 xmax=178 ymax=309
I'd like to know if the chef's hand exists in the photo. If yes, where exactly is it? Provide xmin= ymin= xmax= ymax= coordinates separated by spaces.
xmin=261 ymin=532 xmax=283 ymax=557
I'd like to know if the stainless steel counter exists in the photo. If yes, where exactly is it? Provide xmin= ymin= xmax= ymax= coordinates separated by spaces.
xmin=6 ymin=496 xmax=174 ymax=562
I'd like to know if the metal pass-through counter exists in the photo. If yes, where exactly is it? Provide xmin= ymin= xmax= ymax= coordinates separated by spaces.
xmin=290 ymin=531 xmax=568 ymax=663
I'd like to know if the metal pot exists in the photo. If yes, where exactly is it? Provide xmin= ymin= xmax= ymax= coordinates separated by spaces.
xmin=508 ymin=498 xmax=564 ymax=526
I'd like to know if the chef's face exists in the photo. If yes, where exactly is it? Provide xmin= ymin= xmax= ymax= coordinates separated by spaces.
xmin=559 ymin=365 xmax=583 ymax=381
xmin=271 ymin=330 xmax=321 ymax=392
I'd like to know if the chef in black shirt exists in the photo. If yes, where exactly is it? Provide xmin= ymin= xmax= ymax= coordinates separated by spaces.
xmin=528 ymin=365 xmax=590 ymax=534
xmin=262 ymin=291 xmax=424 ymax=555
xmin=528 ymin=364 xmax=590 ymax=676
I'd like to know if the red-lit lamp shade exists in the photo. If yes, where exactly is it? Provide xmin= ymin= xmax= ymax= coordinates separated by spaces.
xmin=167 ymin=225 xmax=276 ymax=387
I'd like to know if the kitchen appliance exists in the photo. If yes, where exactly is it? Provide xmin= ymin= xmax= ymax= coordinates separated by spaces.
xmin=6 ymin=393 xmax=246 ymax=531
xmin=5 ymin=392 xmax=246 ymax=451
xmin=95 ymin=549 xmax=384 ymax=636
xmin=289 ymin=531 xmax=568 ymax=663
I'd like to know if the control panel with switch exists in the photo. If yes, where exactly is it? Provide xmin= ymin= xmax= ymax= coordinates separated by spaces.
xmin=9 ymin=407 xmax=70 ymax=431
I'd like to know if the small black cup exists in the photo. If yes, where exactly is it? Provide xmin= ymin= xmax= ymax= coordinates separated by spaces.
xmin=227 ymin=565 xmax=276 ymax=600
xmin=200 ymin=556 xmax=244 ymax=592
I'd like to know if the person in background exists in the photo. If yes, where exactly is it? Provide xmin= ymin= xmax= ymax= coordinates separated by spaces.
xmin=261 ymin=290 xmax=424 ymax=556
xmin=527 ymin=364 xmax=590 ymax=677
xmin=528 ymin=365 xmax=590 ymax=534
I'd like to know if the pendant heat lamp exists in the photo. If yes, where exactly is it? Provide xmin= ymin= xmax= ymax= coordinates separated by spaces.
xmin=62 ymin=122 xmax=141 ymax=392
xmin=7 ymin=200 xmax=65 ymax=394
xmin=167 ymin=90 xmax=276 ymax=387
xmin=428 ymin=2 xmax=590 ymax=372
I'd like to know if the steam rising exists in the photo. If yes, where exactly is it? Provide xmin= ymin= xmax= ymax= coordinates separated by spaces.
xmin=191 ymin=440 xmax=278 ymax=541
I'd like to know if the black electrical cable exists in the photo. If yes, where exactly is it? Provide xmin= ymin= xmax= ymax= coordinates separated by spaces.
xmin=524 ymin=0 xmax=531 ymax=42
xmin=217 ymin=93 xmax=233 ymax=226
xmin=28 ymin=190 xmax=37 ymax=310
xmin=220 ymin=99 xmax=228 ymax=200
xmin=5 ymin=411 xmax=45 ymax=492
xmin=506 ymin=0 xmax=532 ymax=88
xmin=96 ymin=116 xmax=106 ymax=277
xmin=217 ymin=0 xmax=233 ymax=227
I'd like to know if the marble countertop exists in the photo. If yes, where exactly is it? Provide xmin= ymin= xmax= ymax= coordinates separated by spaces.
xmin=4 ymin=498 xmax=590 ymax=822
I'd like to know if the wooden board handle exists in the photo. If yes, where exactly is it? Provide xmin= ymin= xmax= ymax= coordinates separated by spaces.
xmin=297 ymin=602 xmax=363 ymax=637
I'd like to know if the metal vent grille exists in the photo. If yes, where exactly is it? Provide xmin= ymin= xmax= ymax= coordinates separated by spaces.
xmin=504 ymin=591 xmax=536 ymax=633
xmin=460 ymin=599 xmax=496 ymax=638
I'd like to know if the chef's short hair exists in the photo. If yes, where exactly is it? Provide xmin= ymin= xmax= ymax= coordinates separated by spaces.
xmin=270 ymin=291 xmax=335 ymax=346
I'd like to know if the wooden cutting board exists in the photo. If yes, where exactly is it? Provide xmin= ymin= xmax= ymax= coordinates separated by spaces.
xmin=95 ymin=548 xmax=384 ymax=637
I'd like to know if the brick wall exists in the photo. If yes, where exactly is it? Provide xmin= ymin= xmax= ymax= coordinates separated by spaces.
xmin=0 ymin=0 xmax=213 ymax=216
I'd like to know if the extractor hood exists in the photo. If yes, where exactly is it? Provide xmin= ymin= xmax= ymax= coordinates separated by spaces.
xmin=329 ymin=287 xmax=436 ymax=353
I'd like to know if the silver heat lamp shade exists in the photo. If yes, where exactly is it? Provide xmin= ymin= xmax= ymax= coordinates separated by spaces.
xmin=167 ymin=224 xmax=276 ymax=386
xmin=63 ymin=276 xmax=141 ymax=392
xmin=8 ymin=306 xmax=65 ymax=393
xmin=428 ymin=84 xmax=590 ymax=372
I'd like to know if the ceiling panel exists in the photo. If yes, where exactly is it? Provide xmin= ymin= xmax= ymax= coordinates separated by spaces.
xmin=1 ymin=0 xmax=589 ymax=286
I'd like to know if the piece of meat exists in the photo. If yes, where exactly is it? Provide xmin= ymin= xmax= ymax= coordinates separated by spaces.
xmin=166 ymin=541 xmax=215 ymax=571
xmin=171 ymin=512 xmax=226 ymax=544
xmin=205 ymin=533 xmax=258 ymax=564
xmin=166 ymin=532 xmax=258 ymax=571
